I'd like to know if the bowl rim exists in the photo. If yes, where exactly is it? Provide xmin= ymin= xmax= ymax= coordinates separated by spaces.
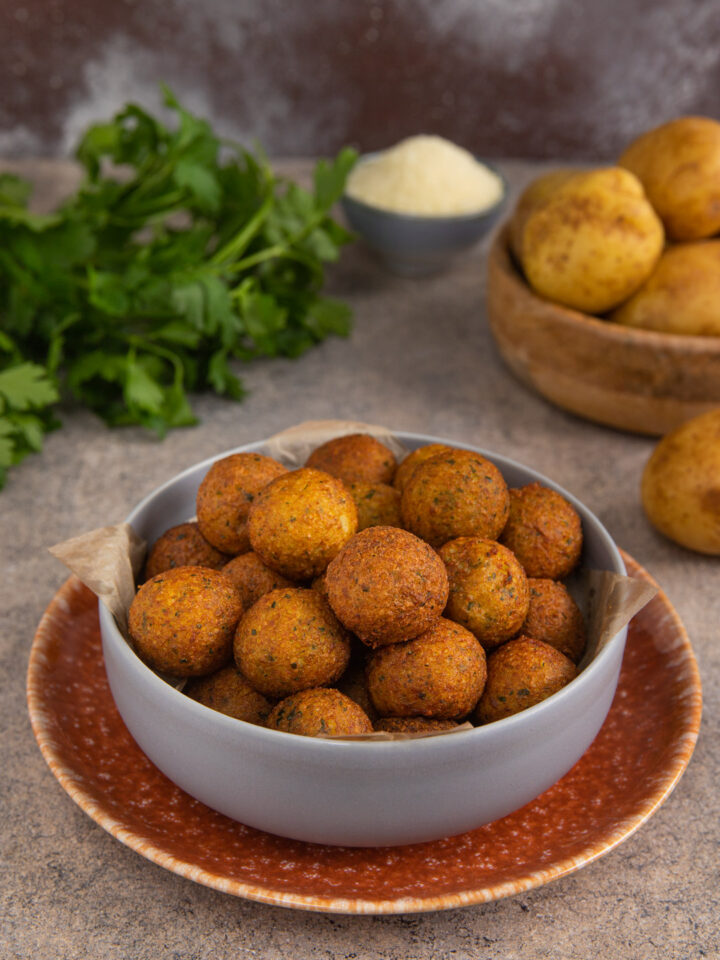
xmin=493 ymin=225 xmax=720 ymax=354
xmin=342 ymin=154 xmax=508 ymax=223
xmin=100 ymin=429 xmax=627 ymax=756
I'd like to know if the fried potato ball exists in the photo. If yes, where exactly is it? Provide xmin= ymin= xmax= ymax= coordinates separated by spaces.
xmin=234 ymin=587 xmax=351 ymax=698
xmin=522 ymin=578 xmax=587 ymax=663
xmin=267 ymin=688 xmax=373 ymax=737
xmin=248 ymin=468 xmax=357 ymax=580
xmin=366 ymin=618 xmax=487 ymax=720
xmin=222 ymin=551 xmax=293 ymax=609
xmin=393 ymin=443 xmax=456 ymax=492
xmin=196 ymin=453 xmax=288 ymax=555
xmin=439 ymin=537 xmax=530 ymax=651
xmin=373 ymin=716 xmax=459 ymax=734
xmin=499 ymin=483 xmax=583 ymax=579
xmin=184 ymin=665 xmax=273 ymax=726
xmin=305 ymin=433 xmax=397 ymax=485
xmin=128 ymin=566 xmax=243 ymax=677
xmin=475 ymin=636 xmax=577 ymax=724
xmin=400 ymin=450 xmax=509 ymax=547
xmin=143 ymin=521 xmax=229 ymax=581
xmin=325 ymin=526 xmax=449 ymax=647
xmin=348 ymin=481 xmax=402 ymax=531
xmin=335 ymin=658 xmax=378 ymax=721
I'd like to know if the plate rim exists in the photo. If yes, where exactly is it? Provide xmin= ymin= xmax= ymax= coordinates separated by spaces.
xmin=27 ymin=552 xmax=702 ymax=915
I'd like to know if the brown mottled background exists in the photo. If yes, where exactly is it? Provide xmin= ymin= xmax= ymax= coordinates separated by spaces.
xmin=2 ymin=0 xmax=720 ymax=160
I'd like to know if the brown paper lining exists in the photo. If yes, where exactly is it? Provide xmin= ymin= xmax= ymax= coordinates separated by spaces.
xmin=48 ymin=419 xmax=657 ymax=741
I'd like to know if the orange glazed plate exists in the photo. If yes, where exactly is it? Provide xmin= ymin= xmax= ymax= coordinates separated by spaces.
xmin=27 ymin=553 xmax=701 ymax=915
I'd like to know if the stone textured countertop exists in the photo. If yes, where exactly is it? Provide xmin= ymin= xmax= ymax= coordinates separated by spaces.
xmin=3 ymin=160 xmax=718 ymax=959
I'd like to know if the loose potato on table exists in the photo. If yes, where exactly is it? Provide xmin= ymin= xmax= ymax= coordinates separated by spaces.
xmin=144 ymin=521 xmax=228 ymax=580
xmin=611 ymin=241 xmax=720 ymax=337
xmin=128 ymin=566 xmax=243 ymax=677
xmin=439 ymin=537 xmax=529 ymax=651
xmin=475 ymin=636 xmax=577 ymax=724
xmin=400 ymin=449 xmax=509 ymax=547
xmin=641 ymin=408 xmax=720 ymax=554
xmin=520 ymin=167 xmax=664 ymax=314
xmin=500 ymin=483 xmax=583 ymax=580
xmin=325 ymin=526 xmax=449 ymax=647
xmin=234 ymin=587 xmax=351 ymax=698
xmin=196 ymin=453 xmax=288 ymax=555
xmin=366 ymin=618 xmax=487 ymax=720
xmin=305 ymin=433 xmax=397 ymax=485
xmin=248 ymin=468 xmax=357 ymax=580
xmin=619 ymin=116 xmax=720 ymax=241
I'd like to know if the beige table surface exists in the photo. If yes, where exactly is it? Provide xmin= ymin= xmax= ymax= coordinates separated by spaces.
xmin=2 ymin=160 xmax=718 ymax=960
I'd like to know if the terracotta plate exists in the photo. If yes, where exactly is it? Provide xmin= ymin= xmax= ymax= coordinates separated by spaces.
xmin=27 ymin=553 xmax=701 ymax=914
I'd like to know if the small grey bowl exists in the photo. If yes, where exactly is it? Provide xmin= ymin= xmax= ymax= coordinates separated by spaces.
xmin=341 ymin=158 xmax=507 ymax=276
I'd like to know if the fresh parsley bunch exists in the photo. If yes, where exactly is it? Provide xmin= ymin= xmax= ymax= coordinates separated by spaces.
xmin=0 ymin=86 xmax=357 ymax=487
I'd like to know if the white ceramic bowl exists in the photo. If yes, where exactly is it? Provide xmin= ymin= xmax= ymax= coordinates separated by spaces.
xmin=99 ymin=432 xmax=627 ymax=847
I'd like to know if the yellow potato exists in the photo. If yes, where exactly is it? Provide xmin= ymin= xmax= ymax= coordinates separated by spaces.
xmin=509 ymin=169 xmax=578 ymax=263
xmin=641 ymin=409 xmax=720 ymax=554
xmin=611 ymin=241 xmax=720 ymax=336
xmin=619 ymin=116 xmax=720 ymax=241
xmin=521 ymin=167 xmax=664 ymax=314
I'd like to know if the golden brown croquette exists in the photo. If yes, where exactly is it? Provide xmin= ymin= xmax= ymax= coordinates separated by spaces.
xmin=196 ymin=453 xmax=287 ymax=555
xmin=366 ymin=618 xmax=487 ymax=719
xmin=373 ymin=716 xmax=459 ymax=734
xmin=400 ymin=450 xmax=510 ymax=547
xmin=475 ymin=635 xmax=577 ymax=724
xmin=499 ymin=483 xmax=583 ymax=579
xmin=305 ymin=433 xmax=397 ymax=484
xmin=522 ymin=578 xmax=587 ymax=663
xmin=128 ymin=566 xmax=243 ymax=677
xmin=393 ymin=443 xmax=457 ymax=492
xmin=267 ymin=688 xmax=373 ymax=737
xmin=184 ymin=665 xmax=273 ymax=725
xmin=348 ymin=482 xmax=402 ymax=531
xmin=222 ymin=551 xmax=294 ymax=609
xmin=234 ymin=587 xmax=351 ymax=698
xmin=325 ymin=526 xmax=449 ymax=647
xmin=248 ymin=468 xmax=357 ymax=580
xmin=144 ymin=521 xmax=229 ymax=581
xmin=439 ymin=537 xmax=530 ymax=651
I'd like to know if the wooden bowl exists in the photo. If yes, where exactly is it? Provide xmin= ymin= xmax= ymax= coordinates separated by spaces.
xmin=486 ymin=226 xmax=720 ymax=435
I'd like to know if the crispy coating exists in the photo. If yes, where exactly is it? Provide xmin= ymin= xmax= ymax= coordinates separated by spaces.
xmin=222 ymin=551 xmax=294 ymax=610
xmin=305 ymin=433 xmax=397 ymax=485
xmin=499 ymin=483 xmax=583 ymax=579
xmin=393 ymin=443 xmax=457 ymax=492
xmin=373 ymin=716 xmax=458 ymax=734
xmin=184 ymin=665 xmax=273 ymax=725
xmin=475 ymin=635 xmax=577 ymax=724
xmin=325 ymin=526 xmax=449 ymax=647
xmin=348 ymin=482 xmax=402 ymax=531
xmin=439 ymin=537 xmax=530 ymax=651
xmin=267 ymin=688 xmax=373 ymax=737
xmin=248 ymin=468 xmax=357 ymax=580
xmin=400 ymin=450 xmax=510 ymax=547
xmin=234 ymin=587 xmax=351 ymax=698
xmin=522 ymin=578 xmax=587 ymax=663
xmin=128 ymin=566 xmax=243 ymax=677
xmin=366 ymin=618 xmax=487 ymax=720
xmin=196 ymin=453 xmax=288 ymax=555
xmin=144 ymin=521 xmax=228 ymax=580
xmin=335 ymin=658 xmax=378 ymax=721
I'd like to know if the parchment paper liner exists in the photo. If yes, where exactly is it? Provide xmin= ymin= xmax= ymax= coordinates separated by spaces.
xmin=49 ymin=419 xmax=657 ymax=742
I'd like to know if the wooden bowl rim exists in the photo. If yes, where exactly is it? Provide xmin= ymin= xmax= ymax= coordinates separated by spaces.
xmin=491 ymin=225 xmax=720 ymax=357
